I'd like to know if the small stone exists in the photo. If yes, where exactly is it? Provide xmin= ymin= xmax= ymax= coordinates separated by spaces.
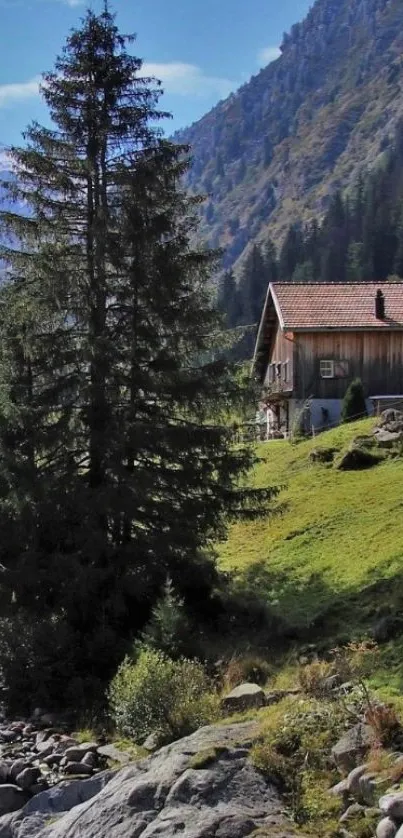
xmin=347 ymin=763 xmax=369 ymax=797
xmin=64 ymin=743 xmax=98 ymax=762
xmin=0 ymin=731 xmax=18 ymax=744
xmin=15 ymin=767 xmax=41 ymax=791
xmin=332 ymin=724 xmax=376 ymax=772
xmin=23 ymin=725 xmax=34 ymax=737
xmin=0 ymin=761 xmax=10 ymax=783
xmin=97 ymin=744 xmax=131 ymax=764
xmin=64 ymin=761 xmax=93 ymax=776
xmin=142 ymin=733 xmax=162 ymax=753
xmin=329 ymin=779 xmax=349 ymax=797
xmin=374 ymin=429 xmax=403 ymax=448
xmin=221 ymin=683 xmax=266 ymax=713
xmin=34 ymin=743 xmax=54 ymax=760
xmin=380 ymin=793 xmax=403 ymax=819
xmin=359 ymin=773 xmax=390 ymax=806
xmin=42 ymin=753 xmax=63 ymax=768
xmin=9 ymin=760 xmax=29 ymax=782
xmin=35 ymin=731 xmax=52 ymax=746
xmin=323 ymin=674 xmax=343 ymax=692
xmin=81 ymin=751 xmax=97 ymax=768
xmin=339 ymin=803 xmax=366 ymax=823
xmin=377 ymin=818 xmax=399 ymax=838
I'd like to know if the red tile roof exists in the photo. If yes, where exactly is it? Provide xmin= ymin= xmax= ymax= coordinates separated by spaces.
xmin=271 ymin=282 xmax=403 ymax=330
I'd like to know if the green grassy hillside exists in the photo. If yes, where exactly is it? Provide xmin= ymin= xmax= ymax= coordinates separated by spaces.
xmin=219 ymin=419 xmax=403 ymax=644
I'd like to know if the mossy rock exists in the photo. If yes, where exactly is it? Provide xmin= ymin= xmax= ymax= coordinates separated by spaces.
xmin=335 ymin=444 xmax=382 ymax=471
xmin=189 ymin=746 xmax=229 ymax=769
xmin=309 ymin=447 xmax=338 ymax=464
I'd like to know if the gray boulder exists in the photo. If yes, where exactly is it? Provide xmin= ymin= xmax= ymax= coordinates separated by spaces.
xmin=22 ymin=722 xmax=300 ymax=838
xmin=142 ymin=732 xmax=163 ymax=753
xmin=346 ymin=763 xmax=368 ymax=797
xmin=377 ymin=818 xmax=399 ymax=838
xmin=63 ymin=762 xmax=93 ymax=776
xmin=9 ymin=761 xmax=29 ymax=783
xmin=97 ymin=744 xmax=131 ymax=764
xmin=380 ymin=793 xmax=403 ymax=819
xmin=15 ymin=768 xmax=41 ymax=790
xmin=22 ymin=771 xmax=114 ymax=817
xmin=329 ymin=779 xmax=349 ymax=797
xmin=332 ymin=724 xmax=375 ymax=772
xmin=339 ymin=802 xmax=366 ymax=823
xmin=0 ymin=785 xmax=26 ymax=816
xmin=221 ymin=683 xmax=266 ymax=713
xmin=374 ymin=429 xmax=403 ymax=447
xmin=359 ymin=772 xmax=390 ymax=806
xmin=63 ymin=743 xmax=98 ymax=763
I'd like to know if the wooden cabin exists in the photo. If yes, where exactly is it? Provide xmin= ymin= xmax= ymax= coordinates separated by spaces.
xmin=252 ymin=282 xmax=403 ymax=437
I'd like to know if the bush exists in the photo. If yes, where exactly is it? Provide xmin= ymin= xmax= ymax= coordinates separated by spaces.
xmin=341 ymin=378 xmax=367 ymax=423
xmin=298 ymin=660 xmax=334 ymax=696
xmin=109 ymin=649 xmax=219 ymax=744
xmin=223 ymin=655 xmax=272 ymax=690
xmin=364 ymin=702 xmax=402 ymax=748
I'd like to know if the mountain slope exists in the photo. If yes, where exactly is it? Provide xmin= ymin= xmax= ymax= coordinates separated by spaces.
xmin=175 ymin=0 xmax=403 ymax=271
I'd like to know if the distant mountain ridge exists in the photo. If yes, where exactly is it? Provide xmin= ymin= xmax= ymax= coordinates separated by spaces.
xmin=174 ymin=0 xmax=403 ymax=272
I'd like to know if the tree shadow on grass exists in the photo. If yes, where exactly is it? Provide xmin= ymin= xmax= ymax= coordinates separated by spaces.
xmin=227 ymin=560 xmax=403 ymax=666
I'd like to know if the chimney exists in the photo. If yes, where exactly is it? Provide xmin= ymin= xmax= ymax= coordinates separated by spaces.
xmin=375 ymin=289 xmax=385 ymax=320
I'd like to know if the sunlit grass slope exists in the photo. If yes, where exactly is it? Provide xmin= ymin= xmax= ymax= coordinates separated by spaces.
xmin=219 ymin=419 xmax=403 ymax=636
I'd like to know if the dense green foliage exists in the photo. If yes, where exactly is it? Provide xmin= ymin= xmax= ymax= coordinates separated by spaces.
xmin=109 ymin=649 xmax=218 ymax=743
xmin=341 ymin=378 xmax=368 ymax=423
xmin=0 ymin=9 xmax=272 ymax=713
xmin=175 ymin=0 xmax=403 ymax=274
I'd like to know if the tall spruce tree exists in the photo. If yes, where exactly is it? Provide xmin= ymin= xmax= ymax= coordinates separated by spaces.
xmin=0 ymin=8 xmax=271 ymax=710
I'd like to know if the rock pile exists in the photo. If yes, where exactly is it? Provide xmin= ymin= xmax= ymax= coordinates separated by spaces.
xmin=374 ymin=409 xmax=403 ymax=448
xmin=330 ymin=723 xmax=403 ymax=837
xmin=0 ymin=715 xmax=121 ymax=819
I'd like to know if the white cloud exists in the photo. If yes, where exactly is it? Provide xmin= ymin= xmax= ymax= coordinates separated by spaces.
xmin=257 ymin=46 xmax=281 ymax=67
xmin=142 ymin=62 xmax=236 ymax=99
xmin=0 ymin=77 xmax=40 ymax=108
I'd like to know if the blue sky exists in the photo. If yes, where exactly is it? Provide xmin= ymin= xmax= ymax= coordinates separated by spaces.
xmin=0 ymin=0 xmax=312 ymax=157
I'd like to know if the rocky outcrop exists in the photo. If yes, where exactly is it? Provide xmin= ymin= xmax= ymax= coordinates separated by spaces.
xmin=0 ymin=721 xmax=306 ymax=838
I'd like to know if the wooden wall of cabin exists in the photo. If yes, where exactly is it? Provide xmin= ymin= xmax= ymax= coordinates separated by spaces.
xmin=293 ymin=331 xmax=403 ymax=399
xmin=263 ymin=324 xmax=294 ymax=388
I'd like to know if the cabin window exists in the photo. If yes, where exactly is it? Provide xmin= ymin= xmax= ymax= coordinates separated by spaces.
xmin=283 ymin=361 xmax=289 ymax=382
xmin=276 ymin=363 xmax=282 ymax=379
xmin=320 ymin=360 xmax=335 ymax=379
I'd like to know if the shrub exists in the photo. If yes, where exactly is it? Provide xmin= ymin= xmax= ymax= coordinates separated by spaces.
xmin=109 ymin=649 xmax=219 ymax=744
xmin=223 ymin=655 xmax=272 ymax=690
xmin=341 ymin=378 xmax=367 ymax=423
xmin=364 ymin=702 xmax=402 ymax=748
xmin=298 ymin=660 xmax=334 ymax=696
xmin=139 ymin=577 xmax=191 ymax=659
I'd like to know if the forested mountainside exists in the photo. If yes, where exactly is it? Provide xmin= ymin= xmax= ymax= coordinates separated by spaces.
xmin=218 ymin=119 xmax=403 ymax=358
xmin=174 ymin=0 xmax=403 ymax=273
